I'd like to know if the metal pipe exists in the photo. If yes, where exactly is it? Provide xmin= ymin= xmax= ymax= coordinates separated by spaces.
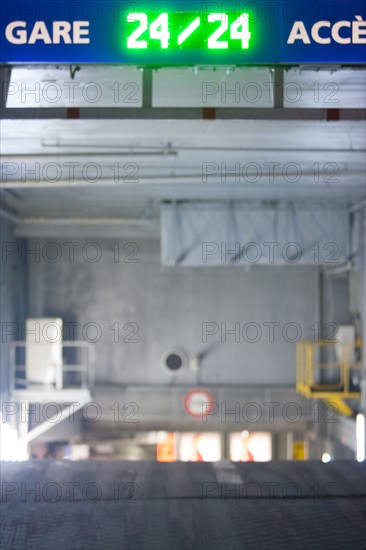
xmin=0 ymin=207 xmax=19 ymax=223
xmin=1 ymin=177 xmax=364 ymax=190
xmin=20 ymin=217 xmax=155 ymax=225
xmin=323 ymin=262 xmax=354 ymax=275
xmin=349 ymin=200 xmax=366 ymax=213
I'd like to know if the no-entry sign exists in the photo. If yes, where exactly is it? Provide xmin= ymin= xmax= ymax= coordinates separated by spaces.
xmin=184 ymin=388 xmax=215 ymax=419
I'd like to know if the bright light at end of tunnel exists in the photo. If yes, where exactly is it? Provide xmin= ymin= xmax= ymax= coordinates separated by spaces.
xmin=356 ymin=413 xmax=365 ymax=462
xmin=321 ymin=453 xmax=332 ymax=463
xmin=0 ymin=414 xmax=28 ymax=462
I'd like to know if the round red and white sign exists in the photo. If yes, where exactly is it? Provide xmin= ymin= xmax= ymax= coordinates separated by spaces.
xmin=184 ymin=388 xmax=216 ymax=419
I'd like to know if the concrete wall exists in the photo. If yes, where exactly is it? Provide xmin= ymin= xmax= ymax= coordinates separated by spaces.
xmin=26 ymin=238 xmax=320 ymax=387
xmin=0 ymin=218 xmax=26 ymax=400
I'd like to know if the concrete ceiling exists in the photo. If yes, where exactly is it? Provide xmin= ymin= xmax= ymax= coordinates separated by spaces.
xmin=1 ymin=119 xmax=365 ymax=236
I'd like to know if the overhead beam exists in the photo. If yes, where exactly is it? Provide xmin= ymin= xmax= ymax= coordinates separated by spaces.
xmin=15 ymin=219 xmax=160 ymax=239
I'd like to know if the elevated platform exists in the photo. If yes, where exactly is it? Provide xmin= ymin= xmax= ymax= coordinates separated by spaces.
xmin=10 ymin=388 xmax=91 ymax=404
xmin=296 ymin=340 xmax=363 ymax=417
xmin=1 ymin=460 xmax=365 ymax=549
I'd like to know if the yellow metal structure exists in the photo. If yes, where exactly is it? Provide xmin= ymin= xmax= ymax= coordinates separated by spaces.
xmin=296 ymin=341 xmax=363 ymax=417
xmin=293 ymin=441 xmax=305 ymax=460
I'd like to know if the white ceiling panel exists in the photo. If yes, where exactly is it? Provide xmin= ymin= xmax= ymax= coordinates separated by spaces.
xmin=6 ymin=66 xmax=143 ymax=108
xmin=152 ymin=67 xmax=274 ymax=108
xmin=284 ymin=69 xmax=366 ymax=109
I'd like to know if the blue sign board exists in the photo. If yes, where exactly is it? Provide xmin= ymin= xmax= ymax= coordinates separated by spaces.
xmin=1 ymin=0 xmax=365 ymax=64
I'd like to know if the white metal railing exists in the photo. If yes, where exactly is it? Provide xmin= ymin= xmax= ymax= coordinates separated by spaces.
xmin=10 ymin=341 xmax=94 ymax=393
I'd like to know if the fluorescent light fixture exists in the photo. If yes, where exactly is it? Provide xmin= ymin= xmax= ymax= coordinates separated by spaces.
xmin=356 ymin=413 xmax=365 ymax=462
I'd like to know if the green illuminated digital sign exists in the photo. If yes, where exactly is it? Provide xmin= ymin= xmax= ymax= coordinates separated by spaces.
xmin=126 ymin=13 xmax=251 ymax=51
xmin=3 ymin=1 xmax=364 ymax=65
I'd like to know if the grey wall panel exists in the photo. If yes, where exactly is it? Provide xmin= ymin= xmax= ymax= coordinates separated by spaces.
xmin=26 ymin=239 xmax=319 ymax=387
xmin=0 ymin=218 xmax=24 ymax=400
